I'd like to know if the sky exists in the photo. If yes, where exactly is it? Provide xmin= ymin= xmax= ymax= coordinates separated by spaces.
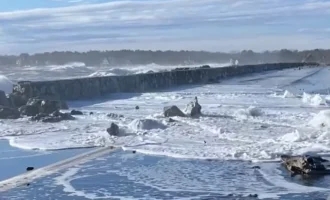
xmin=0 ymin=0 xmax=329 ymax=54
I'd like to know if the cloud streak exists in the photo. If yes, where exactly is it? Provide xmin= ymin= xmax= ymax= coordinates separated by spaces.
xmin=0 ymin=0 xmax=329 ymax=54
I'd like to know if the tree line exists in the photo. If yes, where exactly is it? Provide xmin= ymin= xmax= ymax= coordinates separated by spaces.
xmin=0 ymin=49 xmax=329 ymax=67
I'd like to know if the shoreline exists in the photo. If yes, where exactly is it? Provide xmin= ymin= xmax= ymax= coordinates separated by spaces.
xmin=0 ymin=139 xmax=117 ymax=192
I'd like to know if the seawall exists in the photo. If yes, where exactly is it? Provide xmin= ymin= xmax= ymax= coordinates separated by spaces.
xmin=12 ymin=62 xmax=319 ymax=100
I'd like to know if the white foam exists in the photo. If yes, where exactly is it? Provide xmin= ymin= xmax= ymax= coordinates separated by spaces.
xmin=309 ymin=110 xmax=330 ymax=129
xmin=235 ymin=106 xmax=264 ymax=119
xmin=1 ymin=66 xmax=330 ymax=162
xmin=282 ymin=90 xmax=296 ymax=98
xmin=278 ymin=130 xmax=304 ymax=142
xmin=302 ymin=92 xmax=327 ymax=106
xmin=88 ymin=63 xmax=230 ymax=77
xmin=0 ymin=75 xmax=13 ymax=94
xmin=128 ymin=118 xmax=167 ymax=131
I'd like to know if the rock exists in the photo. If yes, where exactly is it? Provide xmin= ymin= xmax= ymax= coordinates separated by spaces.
xmin=248 ymin=194 xmax=258 ymax=198
xmin=252 ymin=166 xmax=261 ymax=169
xmin=163 ymin=106 xmax=185 ymax=117
xmin=70 ymin=110 xmax=83 ymax=115
xmin=31 ymin=113 xmax=48 ymax=121
xmin=89 ymin=112 xmax=94 ymax=115
xmin=107 ymin=113 xmax=124 ymax=118
xmin=0 ymin=90 xmax=9 ymax=107
xmin=60 ymin=101 xmax=69 ymax=110
xmin=8 ymin=93 xmax=27 ymax=108
xmin=27 ymin=98 xmax=62 ymax=114
xmin=19 ymin=105 xmax=40 ymax=116
xmin=32 ymin=96 xmax=68 ymax=110
xmin=132 ymin=150 xmax=136 ymax=154
xmin=31 ymin=111 xmax=75 ymax=123
xmin=168 ymin=118 xmax=176 ymax=123
xmin=0 ymin=106 xmax=20 ymax=119
xmin=26 ymin=167 xmax=34 ymax=171
xmin=184 ymin=97 xmax=202 ymax=117
xmin=281 ymin=154 xmax=330 ymax=175
xmin=199 ymin=65 xmax=211 ymax=69
xmin=107 ymin=122 xmax=119 ymax=136
xmin=135 ymin=106 xmax=139 ymax=110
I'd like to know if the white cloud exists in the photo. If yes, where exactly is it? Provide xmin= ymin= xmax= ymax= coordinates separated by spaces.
xmin=0 ymin=0 xmax=329 ymax=54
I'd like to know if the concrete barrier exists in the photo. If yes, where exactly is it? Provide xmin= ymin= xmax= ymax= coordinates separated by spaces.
xmin=12 ymin=62 xmax=319 ymax=100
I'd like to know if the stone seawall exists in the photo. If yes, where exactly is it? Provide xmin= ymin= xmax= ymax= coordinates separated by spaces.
xmin=12 ymin=62 xmax=319 ymax=100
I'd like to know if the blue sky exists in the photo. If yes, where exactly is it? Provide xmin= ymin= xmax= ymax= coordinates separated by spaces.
xmin=0 ymin=0 xmax=329 ymax=54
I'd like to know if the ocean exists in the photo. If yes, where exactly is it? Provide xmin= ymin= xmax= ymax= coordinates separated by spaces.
xmin=1 ymin=64 xmax=330 ymax=199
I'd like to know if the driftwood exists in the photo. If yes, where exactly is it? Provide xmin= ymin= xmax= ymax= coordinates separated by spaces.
xmin=281 ymin=155 xmax=330 ymax=175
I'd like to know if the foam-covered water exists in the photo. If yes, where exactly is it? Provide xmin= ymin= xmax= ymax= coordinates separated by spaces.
xmin=0 ymin=62 xmax=230 ymax=81
xmin=3 ymin=151 xmax=330 ymax=200
xmin=1 ymin=66 xmax=330 ymax=162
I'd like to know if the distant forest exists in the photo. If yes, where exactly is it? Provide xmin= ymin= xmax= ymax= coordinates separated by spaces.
xmin=0 ymin=49 xmax=329 ymax=67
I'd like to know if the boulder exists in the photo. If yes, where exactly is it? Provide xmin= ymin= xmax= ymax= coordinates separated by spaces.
xmin=184 ymin=97 xmax=202 ymax=117
xmin=107 ymin=122 xmax=119 ymax=136
xmin=26 ymin=167 xmax=34 ymax=171
xmin=281 ymin=154 xmax=330 ymax=175
xmin=8 ymin=93 xmax=28 ymax=108
xmin=0 ymin=90 xmax=9 ymax=107
xmin=31 ymin=111 xmax=75 ymax=123
xmin=163 ymin=106 xmax=185 ymax=117
xmin=70 ymin=110 xmax=83 ymax=115
xmin=0 ymin=106 xmax=20 ymax=119
xmin=27 ymin=98 xmax=61 ymax=114
xmin=199 ymin=65 xmax=211 ymax=69
xmin=19 ymin=105 xmax=40 ymax=116
xmin=107 ymin=113 xmax=124 ymax=118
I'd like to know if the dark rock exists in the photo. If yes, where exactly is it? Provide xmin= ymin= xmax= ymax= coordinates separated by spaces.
xmin=107 ymin=122 xmax=119 ymax=136
xmin=252 ymin=166 xmax=261 ymax=169
xmin=0 ymin=106 xmax=20 ymax=119
xmin=8 ymin=93 xmax=27 ymax=108
xmin=135 ymin=106 xmax=139 ymax=110
xmin=107 ymin=113 xmax=124 ymax=118
xmin=200 ymin=65 xmax=211 ymax=69
xmin=89 ymin=112 xmax=94 ymax=115
xmin=0 ymin=90 xmax=9 ymax=107
xmin=60 ymin=101 xmax=69 ymax=110
xmin=31 ymin=113 xmax=48 ymax=121
xmin=132 ymin=150 xmax=136 ymax=154
xmin=168 ymin=118 xmax=176 ymax=122
xmin=70 ymin=110 xmax=83 ymax=115
xmin=248 ymin=194 xmax=258 ymax=198
xmin=26 ymin=167 xmax=34 ymax=171
xmin=31 ymin=111 xmax=74 ymax=123
xmin=184 ymin=97 xmax=202 ymax=117
xmin=19 ymin=105 xmax=40 ymax=116
xmin=32 ymin=96 xmax=68 ymax=110
xmin=163 ymin=106 xmax=185 ymax=117
xmin=281 ymin=154 xmax=330 ymax=175
xmin=27 ymin=98 xmax=61 ymax=114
